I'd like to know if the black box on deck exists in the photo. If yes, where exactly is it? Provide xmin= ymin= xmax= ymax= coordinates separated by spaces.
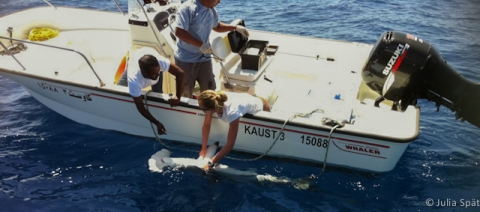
xmin=228 ymin=30 xmax=269 ymax=71
xmin=239 ymin=40 xmax=268 ymax=71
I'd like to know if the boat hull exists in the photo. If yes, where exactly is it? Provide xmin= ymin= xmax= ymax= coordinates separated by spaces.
xmin=0 ymin=70 xmax=412 ymax=172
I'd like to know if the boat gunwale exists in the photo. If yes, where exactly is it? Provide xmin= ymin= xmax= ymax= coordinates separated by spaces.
xmin=0 ymin=67 xmax=420 ymax=143
xmin=0 ymin=5 xmax=125 ymax=19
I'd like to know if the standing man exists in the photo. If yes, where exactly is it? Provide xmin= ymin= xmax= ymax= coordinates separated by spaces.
xmin=118 ymin=48 xmax=185 ymax=135
xmin=174 ymin=0 xmax=249 ymax=98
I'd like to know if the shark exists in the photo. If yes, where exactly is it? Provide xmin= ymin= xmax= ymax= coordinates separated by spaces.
xmin=148 ymin=142 xmax=220 ymax=171
xmin=148 ymin=142 xmax=312 ymax=190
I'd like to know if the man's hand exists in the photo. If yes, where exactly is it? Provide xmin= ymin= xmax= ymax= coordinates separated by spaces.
xmin=203 ymin=163 xmax=211 ymax=171
xmin=155 ymin=122 xmax=167 ymax=135
xmin=168 ymin=96 xmax=180 ymax=107
xmin=202 ymin=161 xmax=214 ymax=171
xmin=235 ymin=25 xmax=249 ymax=37
xmin=200 ymin=42 xmax=213 ymax=54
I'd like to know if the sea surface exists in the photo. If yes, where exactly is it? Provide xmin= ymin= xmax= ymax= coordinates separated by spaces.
xmin=1 ymin=0 xmax=480 ymax=211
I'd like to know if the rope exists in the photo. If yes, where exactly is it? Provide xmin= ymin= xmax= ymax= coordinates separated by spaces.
xmin=225 ymin=109 xmax=323 ymax=161
xmin=28 ymin=28 xmax=59 ymax=41
xmin=0 ymin=43 xmax=27 ymax=56
xmin=144 ymin=91 xmax=198 ymax=153
xmin=320 ymin=124 xmax=340 ymax=174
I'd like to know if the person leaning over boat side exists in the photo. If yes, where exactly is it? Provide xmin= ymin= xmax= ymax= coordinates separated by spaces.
xmin=119 ymin=54 xmax=185 ymax=135
xmin=174 ymin=0 xmax=249 ymax=98
xmin=198 ymin=90 xmax=270 ymax=170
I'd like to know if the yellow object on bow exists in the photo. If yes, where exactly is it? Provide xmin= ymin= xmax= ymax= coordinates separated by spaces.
xmin=28 ymin=28 xmax=59 ymax=41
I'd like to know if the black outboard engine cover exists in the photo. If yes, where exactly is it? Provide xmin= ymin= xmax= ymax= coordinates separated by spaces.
xmin=362 ymin=31 xmax=431 ymax=105
xmin=362 ymin=31 xmax=480 ymax=128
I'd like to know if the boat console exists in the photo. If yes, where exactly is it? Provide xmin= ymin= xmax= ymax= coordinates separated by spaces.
xmin=362 ymin=31 xmax=480 ymax=128
xmin=127 ymin=0 xmax=180 ymax=59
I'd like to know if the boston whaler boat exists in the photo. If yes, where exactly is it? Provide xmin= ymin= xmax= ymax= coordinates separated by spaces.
xmin=1 ymin=0 xmax=479 ymax=173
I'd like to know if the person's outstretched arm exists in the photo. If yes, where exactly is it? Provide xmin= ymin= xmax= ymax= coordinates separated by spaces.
xmin=166 ymin=63 xmax=185 ymax=106
xmin=213 ymin=22 xmax=249 ymax=37
xmin=200 ymin=112 xmax=214 ymax=158
xmin=133 ymin=96 xmax=166 ymax=135
xmin=210 ymin=118 xmax=240 ymax=164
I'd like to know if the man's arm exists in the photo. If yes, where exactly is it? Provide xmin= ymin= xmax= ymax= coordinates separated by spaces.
xmin=133 ymin=96 xmax=166 ymax=135
xmin=213 ymin=22 xmax=249 ymax=37
xmin=175 ymin=27 xmax=202 ymax=48
xmin=166 ymin=63 xmax=185 ymax=106
xmin=212 ymin=22 xmax=236 ymax=33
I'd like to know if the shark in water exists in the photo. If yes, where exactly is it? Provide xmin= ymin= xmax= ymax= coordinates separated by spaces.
xmin=148 ymin=142 xmax=220 ymax=171
xmin=148 ymin=142 xmax=313 ymax=190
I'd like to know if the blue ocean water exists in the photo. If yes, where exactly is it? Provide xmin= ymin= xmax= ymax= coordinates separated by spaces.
xmin=1 ymin=0 xmax=480 ymax=211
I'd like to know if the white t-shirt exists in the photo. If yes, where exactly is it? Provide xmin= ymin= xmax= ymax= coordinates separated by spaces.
xmin=127 ymin=48 xmax=170 ymax=97
xmin=217 ymin=92 xmax=264 ymax=123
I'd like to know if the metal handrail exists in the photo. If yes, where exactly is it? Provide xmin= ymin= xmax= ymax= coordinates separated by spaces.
xmin=43 ymin=0 xmax=56 ymax=9
xmin=0 ymin=36 xmax=106 ymax=87
xmin=112 ymin=0 xmax=125 ymax=15
xmin=43 ymin=0 xmax=125 ymax=15
xmin=5 ymin=0 xmax=172 ymax=87
xmin=38 ymin=0 xmax=168 ymax=58
xmin=134 ymin=0 xmax=168 ymax=57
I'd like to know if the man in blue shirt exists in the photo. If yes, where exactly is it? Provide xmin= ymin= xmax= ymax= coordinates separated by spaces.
xmin=174 ymin=0 xmax=249 ymax=98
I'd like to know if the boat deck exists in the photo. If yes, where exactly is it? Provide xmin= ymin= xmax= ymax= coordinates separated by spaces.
xmin=206 ymin=29 xmax=419 ymax=141
xmin=0 ymin=6 xmax=419 ymax=142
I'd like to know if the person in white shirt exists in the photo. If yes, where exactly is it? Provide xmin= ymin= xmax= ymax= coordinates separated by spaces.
xmin=118 ymin=49 xmax=185 ymax=135
xmin=197 ymin=90 xmax=270 ymax=169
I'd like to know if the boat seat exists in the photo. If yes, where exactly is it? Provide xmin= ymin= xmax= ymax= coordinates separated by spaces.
xmin=212 ymin=36 xmax=272 ymax=84
xmin=212 ymin=36 xmax=240 ymax=77
xmin=212 ymin=35 xmax=278 ymax=107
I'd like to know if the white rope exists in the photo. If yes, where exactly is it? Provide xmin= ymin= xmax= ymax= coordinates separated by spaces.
xmin=144 ymin=91 xmax=198 ymax=153
xmin=225 ymin=109 xmax=322 ymax=161
xmin=321 ymin=124 xmax=340 ymax=174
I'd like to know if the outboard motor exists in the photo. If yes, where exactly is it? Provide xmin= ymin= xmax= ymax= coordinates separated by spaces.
xmin=362 ymin=31 xmax=480 ymax=128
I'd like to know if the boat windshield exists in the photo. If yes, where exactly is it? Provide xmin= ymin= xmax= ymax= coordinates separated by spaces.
xmin=128 ymin=0 xmax=142 ymax=16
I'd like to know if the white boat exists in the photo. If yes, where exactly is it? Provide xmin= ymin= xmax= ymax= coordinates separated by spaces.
xmin=1 ymin=0 xmax=479 ymax=173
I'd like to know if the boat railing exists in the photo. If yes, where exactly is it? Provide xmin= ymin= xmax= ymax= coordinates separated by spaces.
xmin=43 ymin=0 xmax=56 ymax=9
xmin=0 ymin=36 xmax=106 ymax=87
xmin=11 ymin=0 xmax=169 ymax=87
xmin=42 ymin=0 xmax=126 ymax=15
xmin=40 ymin=0 xmax=166 ymax=57
xmin=132 ymin=0 xmax=168 ymax=57
xmin=112 ymin=0 xmax=126 ymax=15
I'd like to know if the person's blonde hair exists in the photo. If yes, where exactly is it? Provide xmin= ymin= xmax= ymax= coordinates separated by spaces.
xmin=198 ymin=90 xmax=228 ymax=111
